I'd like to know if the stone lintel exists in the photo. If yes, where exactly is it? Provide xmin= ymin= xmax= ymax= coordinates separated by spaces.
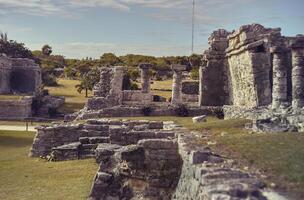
xmin=270 ymin=46 xmax=289 ymax=53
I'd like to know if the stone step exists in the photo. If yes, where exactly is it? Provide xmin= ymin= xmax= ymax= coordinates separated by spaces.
xmin=79 ymin=137 xmax=110 ymax=144
xmin=83 ymin=124 xmax=110 ymax=131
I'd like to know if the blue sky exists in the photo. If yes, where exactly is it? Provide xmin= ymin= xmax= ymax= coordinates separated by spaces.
xmin=0 ymin=0 xmax=303 ymax=58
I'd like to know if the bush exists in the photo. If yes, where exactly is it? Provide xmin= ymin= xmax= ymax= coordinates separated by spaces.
xmin=127 ymin=69 xmax=140 ymax=81
xmin=174 ymin=104 xmax=189 ymax=117
xmin=190 ymin=68 xmax=199 ymax=80
xmin=141 ymin=106 xmax=153 ymax=116
xmin=130 ymin=83 xmax=139 ymax=90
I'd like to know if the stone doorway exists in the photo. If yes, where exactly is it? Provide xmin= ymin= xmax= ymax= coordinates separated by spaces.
xmin=10 ymin=69 xmax=36 ymax=94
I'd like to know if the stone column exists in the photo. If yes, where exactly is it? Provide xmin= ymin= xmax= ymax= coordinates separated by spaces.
xmin=112 ymin=66 xmax=125 ymax=104
xmin=139 ymin=63 xmax=151 ymax=93
xmin=270 ymin=46 xmax=289 ymax=109
xmin=291 ymin=37 xmax=304 ymax=109
xmin=171 ymin=64 xmax=186 ymax=105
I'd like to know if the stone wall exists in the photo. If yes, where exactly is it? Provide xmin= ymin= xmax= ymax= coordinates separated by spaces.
xmin=87 ymin=66 xmax=124 ymax=110
xmin=199 ymin=29 xmax=231 ymax=106
xmin=122 ymin=90 xmax=153 ymax=103
xmin=0 ymin=55 xmax=41 ymax=95
xmin=199 ymin=24 xmax=302 ymax=109
xmin=172 ymin=132 xmax=286 ymax=200
xmin=0 ymin=97 xmax=33 ymax=119
xmin=72 ymin=105 xmax=223 ymax=120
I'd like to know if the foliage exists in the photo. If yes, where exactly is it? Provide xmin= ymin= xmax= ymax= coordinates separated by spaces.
xmin=41 ymin=44 xmax=52 ymax=56
xmin=46 ymin=78 xmax=93 ymax=113
xmin=75 ymin=68 xmax=100 ymax=97
xmin=100 ymin=53 xmax=121 ymax=66
xmin=130 ymin=83 xmax=139 ymax=90
xmin=127 ymin=68 xmax=140 ymax=81
xmin=0 ymin=32 xmax=34 ymax=59
xmin=190 ymin=68 xmax=199 ymax=80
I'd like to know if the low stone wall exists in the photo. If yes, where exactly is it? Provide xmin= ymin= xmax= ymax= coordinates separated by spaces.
xmin=172 ymin=132 xmax=286 ymax=200
xmin=73 ymin=105 xmax=223 ymax=120
xmin=123 ymin=90 xmax=153 ymax=103
xmin=89 ymin=139 xmax=182 ymax=200
xmin=29 ymin=118 xmax=287 ymax=199
xmin=223 ymin=105 xmax=271 ymax=120
xmin=0 ymin=97 xmax=33 ymax=120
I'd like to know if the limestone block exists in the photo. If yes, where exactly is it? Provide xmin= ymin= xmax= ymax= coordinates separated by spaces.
xmin=192 ymin=115 xmax=207 ymax=123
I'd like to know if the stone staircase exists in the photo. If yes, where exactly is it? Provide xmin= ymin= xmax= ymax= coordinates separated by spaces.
xmin=45 ymin=119 xmax=172 ymax=162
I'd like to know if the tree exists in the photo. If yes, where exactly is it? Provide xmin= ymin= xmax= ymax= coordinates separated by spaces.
xmin=0 ymin=32 xmax=8 ymax=42
xmin=42 ymin=44 xmax=52 ymax=56
xmin=127 ymin=69 xmax=140 ymax=81
xmin=0 ymin=32 xmax=34 ymax=59
xmin=75 ymin=68 xmax=100 ymax=97
xmin=100 ymin=53 xmax=121 ymax=66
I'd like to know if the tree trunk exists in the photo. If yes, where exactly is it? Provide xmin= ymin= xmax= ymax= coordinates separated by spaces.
xmin=85 ymin=89 xmax=88 ymax=98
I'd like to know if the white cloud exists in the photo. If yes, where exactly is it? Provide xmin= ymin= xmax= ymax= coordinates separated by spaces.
xmin=28 ymin=41 xmax=206 ymax=58
xmin=0 ymin=0 xmax=63 ymax=15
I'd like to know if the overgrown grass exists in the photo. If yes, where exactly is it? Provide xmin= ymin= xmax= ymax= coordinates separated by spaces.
xmin=151 ymin=79 xmax=172 ymax=100
xmin=46 ymin=78 xmax=93 ymax=113
xmin=0 ymin=130 xmax=98 ymax=200
xmin=114 ymin=116 xmax=304 ymax=196
xmin=0 ymin=95 xmax=22 ymax=100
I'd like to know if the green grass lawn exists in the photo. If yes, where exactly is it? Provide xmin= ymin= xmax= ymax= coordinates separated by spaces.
xmin=47 ymin=79 xmax=173 ymax=112
xmin=0 ymin=130 xmax=98 ymax=200
xmin=0 ymin=95 xmax=23 ymax=100
xmin=114 ymin=116 xmax=304 ymax=197
xmin=151 ymin=79 xmax=172 ymax=100
xmin=46 ymin=78 xmax=93 ymax=113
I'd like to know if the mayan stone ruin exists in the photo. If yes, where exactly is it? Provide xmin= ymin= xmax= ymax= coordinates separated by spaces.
xmin=71 ymin=63 xmax=219 ymax=121
xmin=0 ymin=54 xmax=41 ymax=95
xmin=0 ymin=54 xmax=65 ymax=119
xmin=67 ymin=24 xmax=304 ymax=133
xmin=26 ymin=23 xmax=304 ymax=200
xmin=30 ymin=118 xmax=284 ymax=200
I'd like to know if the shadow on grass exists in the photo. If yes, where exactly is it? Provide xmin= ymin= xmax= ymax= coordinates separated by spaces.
xmin=0 ymin=135 xmax=33 ymax=148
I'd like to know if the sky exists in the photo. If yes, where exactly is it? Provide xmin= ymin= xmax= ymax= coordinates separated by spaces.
xmin=0 ymin=0 xmax=303 ymax=59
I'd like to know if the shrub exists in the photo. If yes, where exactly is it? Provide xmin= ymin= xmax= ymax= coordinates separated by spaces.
xmin=130 ymin=83 xmax=139 ymax=90
xmin=190 ymin=68 xmax=199 ymax=80
xmin=174 ymin=104 xmax=189 ymax=117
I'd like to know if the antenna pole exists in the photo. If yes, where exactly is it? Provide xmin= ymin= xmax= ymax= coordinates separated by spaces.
xmin=191 ymin=0 xmax=195 ymax=54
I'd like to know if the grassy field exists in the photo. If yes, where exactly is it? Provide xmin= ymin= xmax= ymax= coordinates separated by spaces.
xmin=46 ymin=78 xmax=93 ymax=113
xmin=0 ymin=130 xmax=98 ymax=200
xmin=150 ymin=79 xmax=172 ymax=100
xmin=47 ymin=79 xmax=173 ymax=113
xmin=0 ymin=95 xmax=22 ymax=100
xmin=114 ymin=116 xmax=304 ymax=197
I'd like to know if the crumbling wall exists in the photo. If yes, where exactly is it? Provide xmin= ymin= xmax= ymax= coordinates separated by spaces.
xmin=226 ymin=24 xmax=276 ymax=107
xmin=90 ymin=139 xmax=181 ymax=200
xmin=182 ymin=81 xmax=199 ymax=103
xmin=199 ymin=29 xmax=231 ymax=106
xmin=87 ymin=66 xmax=124 ymax=110
xmin=0 ymin=97 xmax=33 ymax=119
xmin=0 ymin=55 xmax=41 ymax=95
xmin=0 ymin=55 xmax=12 ymax=93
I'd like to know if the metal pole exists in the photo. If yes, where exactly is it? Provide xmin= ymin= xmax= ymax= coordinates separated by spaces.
xmin=191 ymin=0 xmax=195 ymax=54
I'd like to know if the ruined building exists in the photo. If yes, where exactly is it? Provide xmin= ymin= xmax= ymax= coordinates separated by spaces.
xmin=199 ymin=24 xmax=304 ymax=110
xmin=0 ymin=54 xmax=41 ymax=95
xmin=0 ymin=54 xmax=64 ymax=119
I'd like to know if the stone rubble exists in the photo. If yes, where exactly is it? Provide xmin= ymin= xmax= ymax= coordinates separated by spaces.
xmin=29 ymin=118 xmax=287 ymax=199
